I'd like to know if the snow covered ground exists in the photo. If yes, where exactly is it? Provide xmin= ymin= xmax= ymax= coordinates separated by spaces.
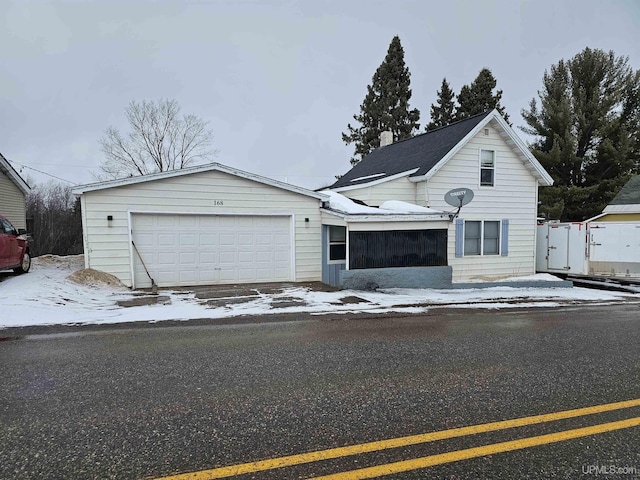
xmin=1 ymin=255 xmax=637 ymax=329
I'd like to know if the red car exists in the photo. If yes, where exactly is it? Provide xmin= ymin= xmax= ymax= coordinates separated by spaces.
xmin=0 ymin=214 xmax=31 ymax=274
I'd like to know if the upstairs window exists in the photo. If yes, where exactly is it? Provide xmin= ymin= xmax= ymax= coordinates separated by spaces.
xmin=480 ymin=149 xmax=495 ymax=186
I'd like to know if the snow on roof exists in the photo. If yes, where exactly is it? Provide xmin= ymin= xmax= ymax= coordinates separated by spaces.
xmin=320 ymin=190 xmax=446 ymax=216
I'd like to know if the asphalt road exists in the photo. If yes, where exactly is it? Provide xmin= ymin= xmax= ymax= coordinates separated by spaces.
xmin=1 ymin=305 xmax=639 ymax=479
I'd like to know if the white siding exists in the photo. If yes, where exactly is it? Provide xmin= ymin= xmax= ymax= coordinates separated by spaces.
xmin=82 ymin=170 xmax=323 ymax=287
xmin=426 ymin=125 xmax=539 ymax=281
xmin=0 ymin=172 xmax=26 ymax=230
xmin=340 ymin=176 xmax=417 ymax=206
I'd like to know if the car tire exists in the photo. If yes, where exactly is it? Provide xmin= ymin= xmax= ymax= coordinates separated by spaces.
xmin=14 ymin=251 xmax=31 ymax=274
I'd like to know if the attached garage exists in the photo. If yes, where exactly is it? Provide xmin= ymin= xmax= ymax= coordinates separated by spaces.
xmin=73 ymin=163 xmax=327 ymax=289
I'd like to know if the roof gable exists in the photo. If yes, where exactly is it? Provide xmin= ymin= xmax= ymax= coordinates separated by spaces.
xmin=71 ymin=162 xmax=328 ymax=201
xmin=0 ymin=153 xmax=30 ymax=195
xmin=330 ymin=110 xmax=552 ymax=190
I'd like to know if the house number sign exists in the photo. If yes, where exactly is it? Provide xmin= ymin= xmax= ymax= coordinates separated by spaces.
xmin=212 ymin=200 xmax=224 ymax=206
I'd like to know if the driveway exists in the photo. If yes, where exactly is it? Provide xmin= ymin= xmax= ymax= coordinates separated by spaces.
xmin=2 ymin=255 xmax=639 ymax=330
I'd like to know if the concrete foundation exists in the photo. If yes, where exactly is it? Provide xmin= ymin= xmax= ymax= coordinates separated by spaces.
xmin=340 ymin=266 xmax=453 ymax=290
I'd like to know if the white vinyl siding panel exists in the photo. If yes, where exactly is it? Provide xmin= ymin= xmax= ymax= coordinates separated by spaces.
xmin=82 ymin=170 xmax=322 ymax=287
xmin=341 ymin=176 xmax=417 ymax=206
xmin=0 ymin=172 xmax=27 ymax=230
xmin=426 ymin=126 xmax=538 ymax=281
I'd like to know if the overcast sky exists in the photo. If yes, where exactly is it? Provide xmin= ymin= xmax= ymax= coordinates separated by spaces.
xmin=1 ymin=0 xmax=639 ymax=190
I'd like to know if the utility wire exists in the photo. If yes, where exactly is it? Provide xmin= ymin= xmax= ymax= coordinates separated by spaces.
xmin=6 ymin=158 xmax=78 ymax=185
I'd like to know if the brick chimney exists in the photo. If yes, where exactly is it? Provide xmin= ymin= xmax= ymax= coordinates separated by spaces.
xmin=380 ymin=130 xmax=393 ymax=147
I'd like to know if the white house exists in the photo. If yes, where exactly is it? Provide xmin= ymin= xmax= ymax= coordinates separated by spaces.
xmin=73 ymin=110 xmax=552 ymax=290
xmin=321 ymin=110 xmax=553 ymax=287
xmin=72 ymin=163 xmax=328 ymax=289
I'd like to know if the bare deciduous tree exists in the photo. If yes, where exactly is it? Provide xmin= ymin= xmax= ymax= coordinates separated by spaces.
xmin=26 ymin=180 xmax=83 ymax=257
xmin=98 ymin=99 xmax=216 ymax=179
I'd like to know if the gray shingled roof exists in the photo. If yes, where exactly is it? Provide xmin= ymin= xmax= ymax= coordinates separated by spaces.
xmin=331 ymin=111 xmax=492 ymax=189
xmin=610 ymin=175 xmax=640 ymax=205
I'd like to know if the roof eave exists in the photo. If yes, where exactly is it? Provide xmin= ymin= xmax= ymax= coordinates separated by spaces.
xmin=0 ymin=154 xmax=30 ymax=195
xmin=490 ymin=113 xmax=554 ymax=186
xmin=72 ymin=162 xmax=328 ymax=201
xmin=330 ymin=169 xmax=419 ymax=192
xmin=603 ymin=204 xmax=640 ymax=214
xmin=320 ymin=208 xmax=449 ymax=222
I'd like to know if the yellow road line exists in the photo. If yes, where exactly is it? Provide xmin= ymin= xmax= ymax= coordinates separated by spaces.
xmin=153 ymin=398 xmax=640 ymax=480
xmin=311 ymin=416 xmax=640 ymax=479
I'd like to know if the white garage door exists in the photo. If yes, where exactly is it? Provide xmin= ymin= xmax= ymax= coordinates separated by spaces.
xmin=131 ymin=214 xmax=292 ymax=287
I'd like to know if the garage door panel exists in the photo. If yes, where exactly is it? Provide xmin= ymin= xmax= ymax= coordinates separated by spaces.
xmin=275 ymin=234 xmax=289 ymax=245
xmin=179 ymin=271 xmax=197 ymax=283
xmin=255 ymin=251 xmax=272 ymax=262
xmin=179 ymin=252 xmax=197 ymax=264
xmin=158 ymin=216 xmax=178 ymax=228
xmin=238 ymin=252 xmax=255 ymax=263
xmin=179 ymin=216 xmax=197 ymax=228
xmin=219 ymin=269 xmax=238 ymax=281
xmin=199 ymin=251 xmax=217 ymax=263
xmin=256 ymin=235 xmax=273 ymax=246
xmin=219 ymin=217 xmax=236 ymax=228
xmin=179 ymin=234 xmax=196 ymax=246
xmin=200 ymin=270 xmax=219 ymax=282
xmin=199 ymin=216 xmax=217 ymax=228
xmin=274 ymin=250 xmax=290 ymax=262
xmin=219 ymin=234 xmax=236 ymax=246
xmin=135 ymin=233 xmax=155 ymax=247
xmin=158 ymin=252 xmax=177 ymax=264
xmin=237 ymin=217 xmax=255 ymax=227
xmin=132 ymin=214 xmax=291 ymax=287
xmin=155 ymin=271 xmax=177 ymax=283
xmin=274 ymin=267 xmax=290 ymax=278
xmin=199 ymin=234 xmax=217 ymax=246
xmin=237 ymin=268 xmax=255 ymax=280
xmin=157 ymin=234 xmax=176 ymax=246
xmin=238 ymin=234 xmax=254 ymax=246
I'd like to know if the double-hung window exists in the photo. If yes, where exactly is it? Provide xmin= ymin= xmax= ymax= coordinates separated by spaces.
xmin=464 ymin=220 xmax=500 ymax=256
xmin=480 ymin=149 xmax=495 ymax=187
xmin=328 ymin=226 xmax=346 ymax=263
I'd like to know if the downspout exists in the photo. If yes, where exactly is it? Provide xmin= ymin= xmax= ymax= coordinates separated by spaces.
xmin=80 ymin=195 xmax=89 ymax=269
xmin=424 ymin=179 xmax=430 ymax=207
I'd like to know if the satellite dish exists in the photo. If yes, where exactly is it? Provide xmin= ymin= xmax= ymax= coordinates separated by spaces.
xmin=444 ymin=187 xmax=474 ymax=207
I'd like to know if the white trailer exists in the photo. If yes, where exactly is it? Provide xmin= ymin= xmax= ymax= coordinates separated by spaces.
xmin=537 ymin=220 xmax=640 ymax=278
xmin=536 ymin=222 xmax=588 ymax=274
xmin=588 ymin=222 xmax=640 ymax=277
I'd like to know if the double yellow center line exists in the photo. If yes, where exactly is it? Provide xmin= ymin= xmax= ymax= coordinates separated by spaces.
xmin=154 ymin=398 xmax=640 ymax=480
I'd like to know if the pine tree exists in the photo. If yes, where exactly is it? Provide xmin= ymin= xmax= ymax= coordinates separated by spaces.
xmin=456 ymin=68 xmax=510 ymax=123
xmin=522 ymin=48 xmax=639 ymax=221
xmin=342 ymin=36 xmax=420 ymax=165
xmin=426 ymin=78 xmax=456 ymax=131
